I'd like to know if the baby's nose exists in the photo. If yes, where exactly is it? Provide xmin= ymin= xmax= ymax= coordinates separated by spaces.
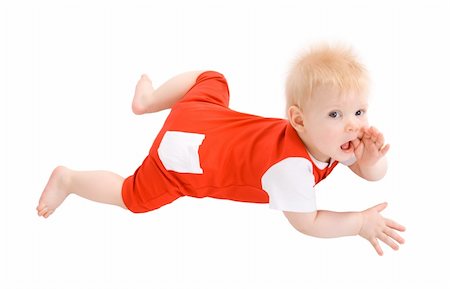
xmin=345 ymin=121 xmax=358 ymax=132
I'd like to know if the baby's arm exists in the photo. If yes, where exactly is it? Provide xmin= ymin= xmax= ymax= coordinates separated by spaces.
xmin=350 ymin=127 xmax=390 ymax=181
xmin=132 ymin=70 xmax=206 ymax=114
xmin=350 ymin=156 xmax=388 ymax=181
xmin=284 ymin=203 xmax=405 ymax=256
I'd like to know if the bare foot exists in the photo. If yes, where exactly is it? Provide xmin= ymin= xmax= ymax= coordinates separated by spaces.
xmin=37 ymin=166 xmax=71 ymax=218
xmin=132 ymin=74 xmax=154 ymax=115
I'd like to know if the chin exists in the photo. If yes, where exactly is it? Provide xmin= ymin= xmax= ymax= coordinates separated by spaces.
xmin=334 ymin=150 xmax=354 ymax=163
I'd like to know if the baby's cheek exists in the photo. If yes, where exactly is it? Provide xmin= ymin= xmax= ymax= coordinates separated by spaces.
xmin=361 ymin=117 xmax=370 ymax=128
xmin=358 ymin=123 xmax=370 ymax=136
xmin=320 ymin=132 xmax=337 ymax=144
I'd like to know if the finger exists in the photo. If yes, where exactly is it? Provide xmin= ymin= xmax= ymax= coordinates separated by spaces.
xmin=373 ymin=202 xmax=388 ymax=212
xmin=360 ymin=127 xmax=370 ymax=139
xmin=386 ymin=218 xmax=406 ymax=232
xmin=351 ymin=138 xmax=361 ymax=149
xmin=371 ymin=128 xmax=382 ymax=143
xmin=366 ymin=138 xmax=380 ymax=153
xmin=354 ymin=139 xmax=365 ymax=158
xmin=357 ymin=129 xmax=365 ymax=139
xmin=363 ymin=129 xmax=372 ymax=139
xmin=362 ymin=137 xmax=377 ymax=152
xmin=368 ymin=127 xmax=377 ymax=142
xmin=375 ymin=133 xmax=385 ymax=149
xmin=379 ymin=233 xmax=399 ymax=251
xmin=371 ymin=126 xmax=380 ymax=135
xmin=380 ymin=144 xmax=390 ymax=156
xmin=384 ymin=227 xmax=405 ymax=245
xmin=370 ymin=238 xmax=384 ymax=256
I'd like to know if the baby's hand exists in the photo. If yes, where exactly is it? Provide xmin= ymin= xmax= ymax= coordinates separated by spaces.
xmin=352 ymin=126 xmax=390 ymax=168
xmin=358 ymin=203 xmax=406 ymax=256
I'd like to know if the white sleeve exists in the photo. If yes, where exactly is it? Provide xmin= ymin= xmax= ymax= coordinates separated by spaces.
xmin=261 ymin=157 xmax=316 ymax=213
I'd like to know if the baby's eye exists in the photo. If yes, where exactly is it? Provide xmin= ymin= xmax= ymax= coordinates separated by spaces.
xmin=328 ymin=111 xmax=341 ymax=118
xmin=355 ymin=110 xmax=365 ymax=116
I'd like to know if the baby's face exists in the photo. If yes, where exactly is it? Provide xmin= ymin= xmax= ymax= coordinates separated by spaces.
xmin=300 ymin=86 xmax=369 ymax=163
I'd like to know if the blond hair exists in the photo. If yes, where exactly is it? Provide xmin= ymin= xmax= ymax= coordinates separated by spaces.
xmin=285 ymin=44 xmax=369 ymax=110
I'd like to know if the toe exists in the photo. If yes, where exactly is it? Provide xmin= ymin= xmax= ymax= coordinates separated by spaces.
xmin=38 ymin=207 xmax=48 ymax=217
xmin=44 ymin=210 xmax=54 ymax=218
xmin=37 ymin=202 xmax=46 ymax=210
xmin=141 ymin=74 xmax=152 ymax=83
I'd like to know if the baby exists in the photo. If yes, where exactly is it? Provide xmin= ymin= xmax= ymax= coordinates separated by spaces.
xmin=37 ymin=44 xmax=405 ymax=256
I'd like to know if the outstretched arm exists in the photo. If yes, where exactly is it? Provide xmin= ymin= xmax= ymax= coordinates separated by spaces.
xmin=283 ymin=203 xmax=405 ymax=256
xmin=132 ymin=70 xmax=206 ymax=114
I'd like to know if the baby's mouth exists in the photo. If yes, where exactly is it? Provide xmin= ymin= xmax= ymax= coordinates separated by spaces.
xmin=340 ymin=141 xmax=352 ymax=152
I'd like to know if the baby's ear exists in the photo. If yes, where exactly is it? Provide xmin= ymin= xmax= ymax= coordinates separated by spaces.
xmin=288 ymin=105 xmax=305 ymax=132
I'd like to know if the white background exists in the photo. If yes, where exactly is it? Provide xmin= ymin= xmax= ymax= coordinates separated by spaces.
xmin=1 ymin=0 xmax=449 ymax=288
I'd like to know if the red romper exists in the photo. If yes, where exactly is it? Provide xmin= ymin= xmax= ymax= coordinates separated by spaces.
xmin=122 ymin=71 xmax=339 ymax=213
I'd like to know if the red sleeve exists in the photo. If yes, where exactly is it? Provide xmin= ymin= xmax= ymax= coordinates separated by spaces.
xmin=178 ymin=71 xmax=230 ymax=107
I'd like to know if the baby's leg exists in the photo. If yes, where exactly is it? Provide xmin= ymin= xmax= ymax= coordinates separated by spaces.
xmin=37 ymin=166 xmax=126 ymax=218
xmin=132 ymin=74 xmax=155 ymax=115
xmin=131 ymin=71 xmax=205 ymax=114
